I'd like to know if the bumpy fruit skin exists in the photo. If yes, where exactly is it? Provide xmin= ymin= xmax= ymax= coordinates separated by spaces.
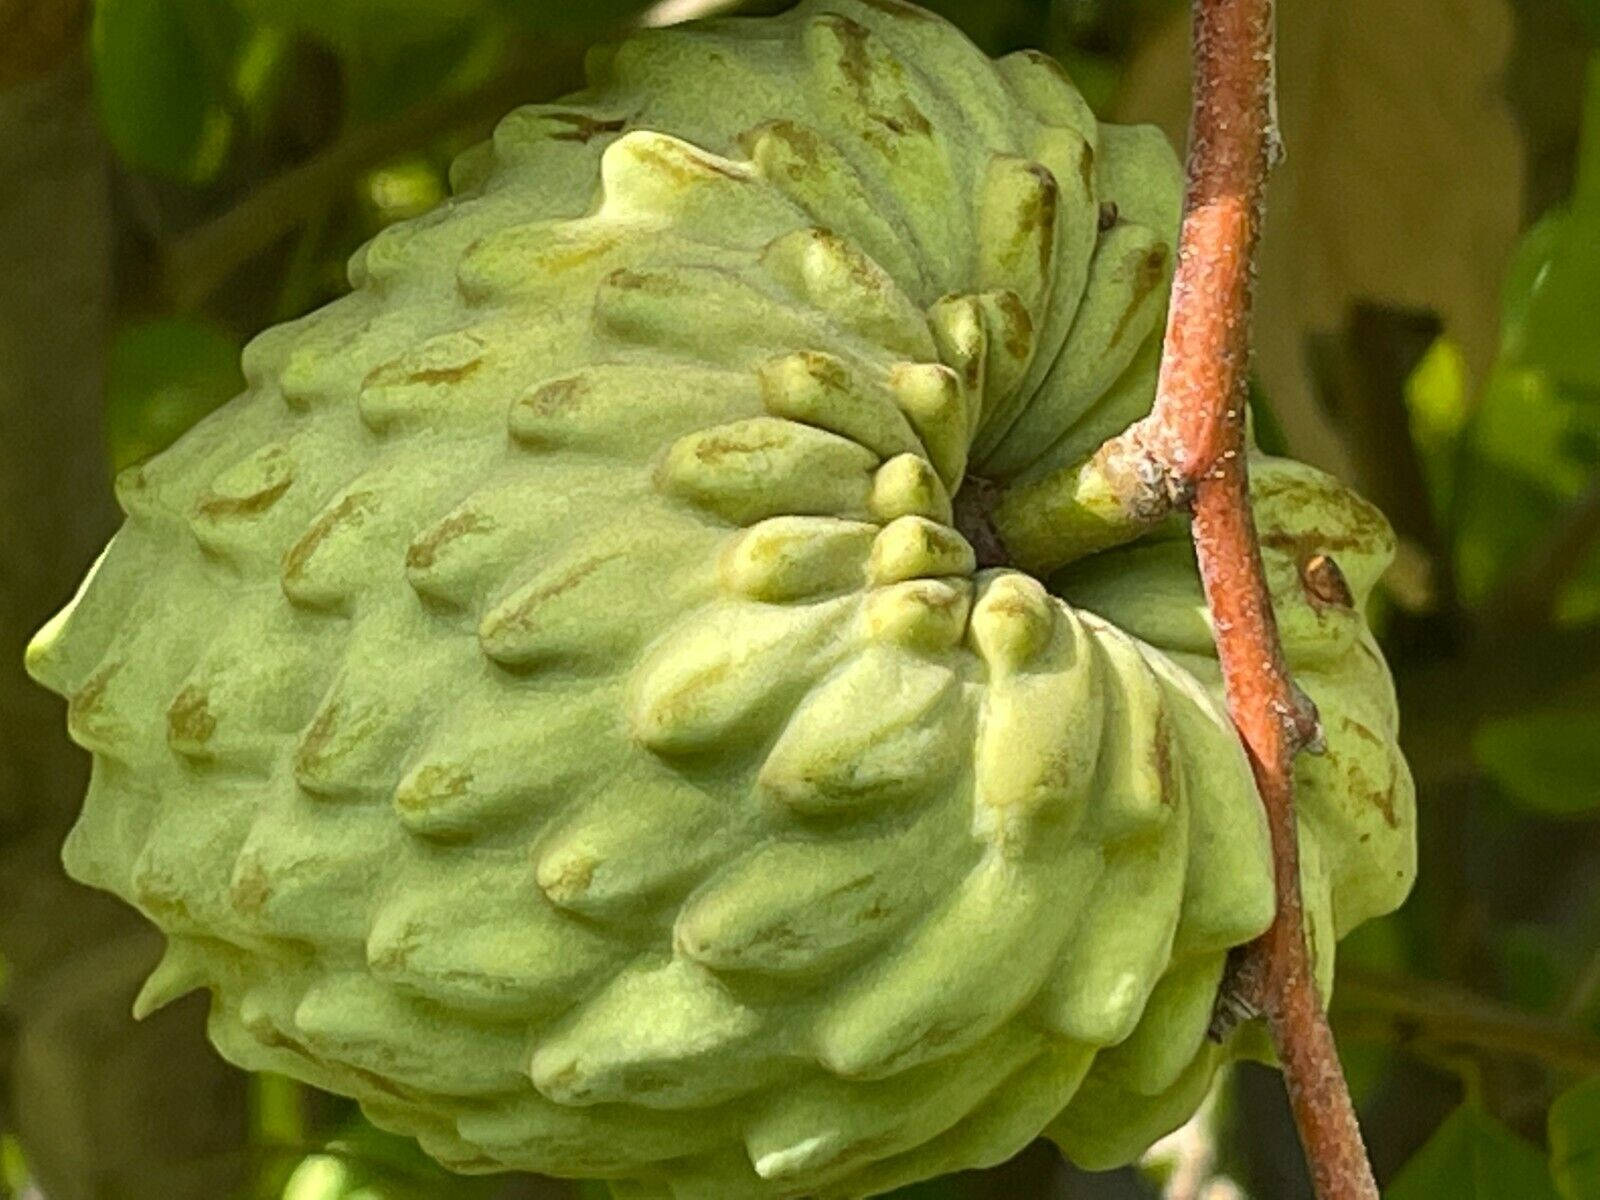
xmin=27 ymin=2 xmax=1415 ymax=1196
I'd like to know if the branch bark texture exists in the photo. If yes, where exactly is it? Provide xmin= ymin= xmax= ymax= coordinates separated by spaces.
xmin=1118 ymin=2 xmax=1380 ymax=1197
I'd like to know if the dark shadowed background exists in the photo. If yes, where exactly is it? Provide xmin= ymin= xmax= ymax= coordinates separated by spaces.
xmin=1 ymin=0 xmax=1598 ymax=1197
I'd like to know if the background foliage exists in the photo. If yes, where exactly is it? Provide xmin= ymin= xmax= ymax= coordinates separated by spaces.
xmin=1 ymin=0 xmax=1598 ymax=1197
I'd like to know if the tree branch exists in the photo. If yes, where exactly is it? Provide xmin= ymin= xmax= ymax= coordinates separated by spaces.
xmin=1098 ymin=2 xmax=1378 ymax=1196
xmin=1331 ymin=966 xmax=1600 ymax=1078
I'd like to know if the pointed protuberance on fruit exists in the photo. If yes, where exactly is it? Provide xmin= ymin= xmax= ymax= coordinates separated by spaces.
xmin=1094 ymin=123 xmax=1184 ymax=239
xmin=862 ymin=577 xmax=972 ymax=651
xmin=718 ymin=516 xmax=878 ymax=602
xmin=980 ymin=223 xmax=1171 ymax=475
xmin=491 ymin=104 xmax=626 ymax=168
xmin=1092 ymin=952 xmax=1225 ymax=1097
xmin=658 ymin=417 xmax=878 ymax=525
xmin=1010 ymin=125 xmax=1100 ymax=402
xmin=279 ymin=488 xmax=381 ymax=613
xmin=759 ymin=646 xmax=968 ymax=815
xmin=594 ymin=266 xmax=825 ymax=367
xmin=453 ymin=1088 xmax=731 ymax=1174
xmin=977 ymin=155 xmax=1057 ymax=319
xmin=533 ymin=778 xmax=726 ymax=921
xmin=1076 ymin=617 xmax=1179 ymax=844
xmin=292 ymin=971 xmax=528 ymax=1097
xmin=1147 ymin=651 xmax=1276 ymax=956
xmin=870 ymin=453 xmax=953 ymax=524
xmin=292 ymin=638 xmax=450 ymax=800
xmin=814 ymin=848 xmax=1097 ymax=1079
xmin=966 ymin=571 xmax=1055 ymax=674
xmin=225 ymin=804 xmax=395 ymax=943
xmin=529 ymin=957 xmax=775 ymax=1109
xmin=509 ymin=363 xmax=761 ymax=458
xmin=456 ymin=220 xmax=630 ymax=304
xmin=357 ymin=330 xmax=489 ymax=433
xmin=392 ymin=688 xmax=616 ymax=841
xmin=927 ymin=294 xmax=989 ymax=434
xmin=823 ymin=1043 xmax=1097 ymax=1200
xmin=478 ymin=518 xmax=715 ymax=671
xmin=746 ymin=1025 xmax=1043 ymax=1188
xmin=994 ymin=50 xmax=1100 ymax=150
xmin=741 ymin=120 xmax=927 ymax=294
xmin=801 ymin=14 xmax=957 ymax=281
xmin=187 ymin=443 xmax=297 ymax=558
xmin=964 ymin=291 xmax=1037 ymax=438
xmin=599 ymin=131 xmax=795 ymax=244
xmin=971 ymin=605 xmax=1102 ymax=853
xmin=888 ymin=362 xmax=967 ymax=488
xmin=165 ymin=611 xmax=334 ymax=770
xmin=757 ymin=350 xmax=924 ymax=461
xmin=866 ymin=516 xmax=975 ymax=586
xmin=133 ymin=940 xmax=210 ymax=1019
xmin=675 ymin=818 xmax=961 ymax=976
xmin=1035 ymin=814 xmax=1187 ymax=1046
xmin=761 ymin=229 xmax=934 ymax=360
xmin=629 ymin=597 xmax=857 ymax=754
xmin=366 ymin=873 xmax=622 ymax=1016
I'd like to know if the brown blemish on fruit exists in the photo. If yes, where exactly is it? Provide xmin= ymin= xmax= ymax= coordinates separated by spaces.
xmin=406 ymin=511 xmax=492 ymax=571
xmin=195 ymin=473 xmax=292 ymax=521
xmin=230 ymin=861 xmax=271 ymax=914
xmin=69 ymin=661 xmax=120 ymax=726
xmin=1301 ymin=553 xmax=1355 ymax=609
xmin=1154 ymin=705 xmax=1178 ymax=806
xmin=693 ymin=429 xmax=789 ymax=463
xmin=1340 ymin=752 xmax=1399 ymax=829
xmin=363 ymin=351 xmax=483 ymax=391
xmin=995 ymin=291 xmax=1035 ymax=363
xmin=1339 ymin=716 xmax=1383 ymax=748
xmin=293 ymin=701 xmax=353 ymax=783
xmin=1016 ymin=162 xmax=1059 ymax=277
xmin=281 ymin=492 xmax=374 ymax=585
xmin=1109 ymin=244 xmax=1171 ymax=348
xmin=546 ymin=112 xmax=627 ymax=143
xmin=515 ymin=553 xmax=622 ymax=610
xmin=167 ymin=686 xmax=216 ymax=749
xmin=827 ymin=15 xmax=932 ymax=140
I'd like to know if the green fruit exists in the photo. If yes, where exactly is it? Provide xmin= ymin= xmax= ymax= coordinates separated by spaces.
xmin=27 ymin=3 xmax=1415 ymax=1196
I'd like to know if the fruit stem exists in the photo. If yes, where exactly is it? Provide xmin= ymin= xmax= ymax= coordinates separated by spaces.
xmin=1095 ymin=2 xmax=1381 ymax=1197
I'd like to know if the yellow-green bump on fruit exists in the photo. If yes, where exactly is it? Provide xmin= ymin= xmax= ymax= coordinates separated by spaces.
xmin=26 ymin=3 xmax=1415 ymax=1197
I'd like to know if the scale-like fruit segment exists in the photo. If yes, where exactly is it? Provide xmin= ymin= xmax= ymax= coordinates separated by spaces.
xmin=27 ymin=2 xmax=1414 ymax=1196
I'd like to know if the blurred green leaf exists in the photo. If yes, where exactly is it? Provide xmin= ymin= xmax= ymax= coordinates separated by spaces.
xmin=1387 ymin=1105 xmax=1561 ymax=1200
xmin=1551 ymin=1075 xmax=1600 ymax=1199
xmin=1473 ymin=710 xmax=1600 ymax=816
xmin=235 ymin=0 xmax=490 ymax=55
xmin=91 ymin=0 xmax=259 ymax=180
xmin=105 ymin=318 xmax=243 ymax=472
xmin=1493 ymin=923 xmax=1583 ymax=1012
xmin=882 ymin=1174 xmax=966 ymax=1199
xmin=1573 ymin=0 xmax=1600 ymax=40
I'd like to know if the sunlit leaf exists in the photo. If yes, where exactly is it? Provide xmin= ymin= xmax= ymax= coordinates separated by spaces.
xmin=105 ymin=317 xmax=242 ymax=473
xmin=1387 ymin=1106 xmax=1561 ymax=1200
xmin=1551 ymin=1075 xmax=1600 ymax=1200
xmin=1524 ymin=60 xmax=1600 ymax=391
xmin=1474 ymin=710 xmax=1600 ymax=816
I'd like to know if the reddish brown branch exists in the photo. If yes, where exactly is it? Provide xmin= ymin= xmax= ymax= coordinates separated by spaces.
xmin=1117 ymin=2 xmax=1380 ymax=1197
